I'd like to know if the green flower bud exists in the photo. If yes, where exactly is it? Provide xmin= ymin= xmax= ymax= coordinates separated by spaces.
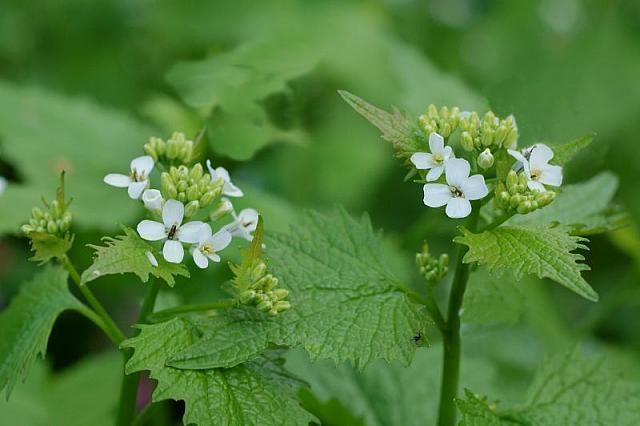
xmin=427 ymin=104 xmax=438 ymax=119
xmin=21 ymin=224 xmax=34 ymax=235
xmin=477 ymin=148 xmax=495 ymax=169
xmin=49 ymin=200 xmax=61 ymax=219
xmin=517 ymin=200 xmax=533 ymax=214
xmin=189 ymin=163 xmax=204 ymax=180
xmin=271 ymin=288 xmax=290 ymax=300
xmin=481 ymin=128 xmax=494 ymax=147
xmin=439 ymin=253 xmax=449 ymax=269
xmin=47 ymin=221 xmax=58 ymax=234
xmin=32 ymin=207 xmax=44 ymax=220
xmin=186 ymin=185 xmax=199 ymax=202
xmin=184 ymin=200 xmax=200 ymax=218
xmin=177 ymin=191 xmax=187 ymax=203
xmin=256 ymin=301 xmax=273 ymax=312
xmin=461 ymin=132 xmax=475 ymax=151
xmin=166 ymin=138 xmax=179 ymax=159
xmin=506 ymin=171 xmax=519 ymax=194
xmin=536 ymin=191 xmax=556 ymax=207
xmin=273 ymin=301 xmax=291 ymax=313
xmin=509 ymin=194 xmax=522 ymax=208
xmin=239 ymin=290 xmax=256 ymax=304
xmin=210 ymin=198 xmax=234 ymax=220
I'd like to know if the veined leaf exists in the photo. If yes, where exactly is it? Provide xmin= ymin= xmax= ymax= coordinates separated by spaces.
xmin=81 ymin=227 xmax=189 ymax=287
xmin=550 ymin=133 xmax=594 ymax=166
xmin=454 ymin=225 xmax=597 ymax=302
xmin=167 ymin=207 xmax=428 ymax=370
xmin=508 ymin=171 xmax=627 ymax=235
xmin=459 ymin=349 xmax=640 ymax=425
xmin=0 ymin=265 xmax=91 ymax=398
xmin=28 ymin=233 xmax=74 ymax=263
xmin=121 ymin=317 xmax=313 ymax=426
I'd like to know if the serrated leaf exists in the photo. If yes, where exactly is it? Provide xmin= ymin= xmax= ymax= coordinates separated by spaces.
xmin=166 ymin=208 xmax=429 ymax=370
xmin=0 ymin=265 xmax=91 ymax=398
xmin=550 ymin=133 xmax=594 ymax=166
xmin=81 ymin=227 xmax=189 ymax=287
xmin=463 ymin=268 xmax=528 ymax=324
xmin=508 ymin=171 xmax=627 ymax=235
xmin=454 ymin=225 xmax=597 ymax=302
xmin=339 ymin=90 xmax=421 ymax=155
xmin=459 ymin=349 xmax=640 ymax=425
xmin=28 ymin=232 xmax=74 ymax=263
xmin=121 ymin=317 xmax=313 ymax=426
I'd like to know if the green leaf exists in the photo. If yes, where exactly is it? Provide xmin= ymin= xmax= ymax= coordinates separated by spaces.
xmin=28 ymin=232 xmax=74 ymax=263
xmin=166 ymin=208 xmax=429 ymax=369
xmin=81 ymin=227 xmax=189 ymax=287
xmin=121 ymin=317 xmax=313 ymax=426
xmin=0 ymin=81 xmax=155 ymax=234
xmin=0 ymin=265 xmax=91 ymax=398
xmin=550 ymin=133 xmax=594 ymax=166
xmin=339 ymin=90 xmax=421 ymax=156
xmin=508 ymin=171 xmax=627 ymax=235
xmin=463 ymin=268 xmax=528 ymax=324
xmin=454 ymin=225 xmax=597 ymax=302
xmin=459 ymin=349 xmax=640 ymax=425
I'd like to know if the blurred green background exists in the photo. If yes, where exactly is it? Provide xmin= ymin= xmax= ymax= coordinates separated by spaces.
xmin=1 ymin=0 xmax=639 ymax=424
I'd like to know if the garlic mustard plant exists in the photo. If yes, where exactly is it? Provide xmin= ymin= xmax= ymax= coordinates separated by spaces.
xmin=104 ymin=155 xmax=154 ymax=199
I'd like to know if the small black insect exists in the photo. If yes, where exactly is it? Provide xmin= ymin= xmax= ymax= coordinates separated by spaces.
xmin=412 ymin=330 xmax=423 ymax=344
xmin=167 ymin=224 xmax=178 ymax=239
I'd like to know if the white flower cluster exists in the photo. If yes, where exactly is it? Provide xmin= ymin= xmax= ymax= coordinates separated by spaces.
xmin=410 ymin=132 xmax=562 ymax=219
xmin=104 ymin=154 xmax=258 ymax=268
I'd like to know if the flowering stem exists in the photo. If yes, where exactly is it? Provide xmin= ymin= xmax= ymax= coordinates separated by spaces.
xmin=116 ymin=280 xmax=161 ymax=426
xmin=147 ymin=299 xmax=237 ymax=323
xmin=437 ymin=206 xmax=480 ymax=426
xmin=422 ymin=285 xmax=447 ymax=334
xmin=61 ymin=255 xmax=126 ymax=344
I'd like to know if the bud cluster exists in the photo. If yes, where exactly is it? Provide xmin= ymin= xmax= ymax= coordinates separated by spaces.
xmin=160 ymin=164 xmax=222 ymax=218
xmin=22 ymin=200 xmax=72 ymax=236
xmin=416 ymin=243 xmax=449 ymax=284
xmin=144 ymin=132 xmax=194 ymax=166
xmin=494 ymin=170 xmax=556 ymax=215
xmin=237 ymin=260 xmax=291 ymax=315
xmin=459 ymin=111 xmax=518 ymax=152
xmin=418 ymin=105 xmax=461 ymax=138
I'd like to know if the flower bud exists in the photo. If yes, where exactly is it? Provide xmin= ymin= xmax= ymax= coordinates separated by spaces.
xmin=477 ymin=149 xmax=494 ymax=169
xmin=271 ymin=288 xmax=289 ymax=300
xmin=536 ymin=191 xmax=555 ymax=207
xmin=506 ymin=171 xmax=519 ymax=194
xmin=166 ymin=139 xmax=179 ymax=159
xmin=47 ymin=221 xmax=59 ymax=234
xmin=186 ymin=185 xmax=199 ymax=202
xmin=184 ymin=200 xmax=200 ymax=218
xmin=189 ymin=163 xmax=204 ymax=180
xmin=21 ymin=224 xmax=34 ymax=235
xmin=239 ymin=290 xmax=257 ymax=304
xmin=210 ymin=198 xmax=234 ymax=220
xmin=273 ymin=301 xmax=291 ymax=313
xmin=517 ymin=200 xmax=533 ymax=214
xmin=32 ymin=207 xmax=44 ymax=220
xmin=177 ymin=192 xmax=187 ymax=203
xmin=256 ymin=301 xmax=273 ymax=312
xmin=461 ymin=132 xmax=475 ymax=152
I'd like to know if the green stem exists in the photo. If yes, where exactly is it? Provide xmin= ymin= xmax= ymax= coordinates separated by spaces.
xmin=116 ymin=280 xmax=161 ymax=426
xmin=423 ymin=285 xmax=447 ymax=334
xmin=61 ymin=255 xmax=125 ymax=344
xmin=437 ymin=207 xmax=480 ymax=426
xmin=147 ymin=299 xmax=237 ymax=323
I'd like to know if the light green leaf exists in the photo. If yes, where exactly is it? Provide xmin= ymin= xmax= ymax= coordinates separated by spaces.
xmin=550 ymin=133 xmax=594 ymax=166
xmin=0 ymin=81 xmax=155 ymax=233
xmin=463 ymin=268 xmax=528 ymax=324
xmin=454 ymin=225 xmax=597 ymax=302
xmin=81 ymin=227 xmax=189 ymax=287
xmin=459 ymin=349 xmax=640 ymax=425
xmin=508 ymin=171 xmax=627 ymax=235
xmin=28 ymin=233 xmax=74 ymax=263
xmin=338 ymin=90 xmax=421 ymax=156
xmin=166 ymin=208 xmax=429 ymax=370
xmin=0 ymin=265 xmax=90 ymax=398
xmin=121 ymin=317 xmax=313 ymax=426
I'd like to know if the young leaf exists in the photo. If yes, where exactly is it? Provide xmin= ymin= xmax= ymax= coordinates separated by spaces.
xmin=166 ymin=208 xmax=429 ymax=370
xmin=454 ymin=224 xmax=597 ymax=302
xmin=458 ymin=349 xmax=640 ymax=425
xmin=550 ymin=133 xmax=594 ymax=166
xmin=81 ymin=227 xmax=189 ymax=287
xmin=121 ymin=317 xmax=313 ymax=426
xmin=338 ymin=90 xmax=421 ymax=156
xmin=508 ymin=171 xmax=627 ymax=235
xmin=28 ymin=232 xmax=74 ymax=263
xmin=0 ymin=265 xmax=92 ymax=398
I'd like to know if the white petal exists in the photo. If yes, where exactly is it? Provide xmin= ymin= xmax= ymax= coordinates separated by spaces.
xmin=104 ymin=174 xmax=132 ymax=188
xmin=459 ymin=111 xmax=471 ymax=119
xmin=207 ymin=253 xmax=221 ymax=263
xmin=529 ymin=144 xmax=554 ymax=169
xmin=192 ymin=248 xmax=209 ymax=269
xmin=461 ymin=175 xmax=489 ymax=201
xmin=127 ymin=180 xmax=148 ymax=199
xmin=539 ymin=164 xmax=562 ymax=187
xmin=429 ymin=132 xmax=445 ymax=154
xmin=130 ymin=155 xmax=154 ymax=176
xmin=238 ymin=209 xmax=259 ymax=231
xmin=508 ymin=149 xmax=529 ymax=172
xmin=426 ymin=166 xmax=444 ymax=182
xmin=446 ymin=198 xmax=472 ymax=219
xmin=423 ymin=184 xmax=452 ymax=207
xmin=163 ymin=240 xmax=184 ymax=263
xmin=142 ymin=189 xmax=163 ymax=212
xmin=235 ymin=228 xmax=254 ymax=241
xmin=163 ymin=199 xmax=184 ymax=227
xmin=145 ymin=251 xmax=159 ymax=267
xmin=198 ymin=222 xmax=213 ymax=243
xmin=527 ymin=180 xmax=547 ymax=192
xmin=0 ymin=176 xmax=6 ymax=195
xmin=178 ymin=221 xmax=206 ymax=244
xmin=137 ymin=220 xmax=166 ymax=241
xmin=215 ymin=167 xmax=231 ymax=182
xmin=410 ymin=152 xmax=435 ymax=170
xmin=223 ymin=181 xmax=244 ymax=197
xmin=209 ymin=230 xmax=232 ymax=251
xmin=443 ymin=146 xmax=453 ymax=160
xmin=206 ymin=159 xmax=217 ymax=179
xmin=445 ymin=158 xmax=470 ymax=187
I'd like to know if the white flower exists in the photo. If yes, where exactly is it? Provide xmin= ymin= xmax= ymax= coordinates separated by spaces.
xmin=410 ymin=132 xmax=454 ymax=181
xmin=137 ymin=199 xmax=206 ymax=263
xmin=104 ymin=156 xmax=154 ymax=199
xmin=145 ymin=251 xmax=159 ymax=267
xmin=422 ymin=158 xmax=489 ymax=219
xmin=142 ymin=189 xmax=163 ymax=213
xmin=0 ymin=176 xmax=7 ymax=196
xmin=206 ymin=160 xmax=243 ymax=197
xmin=508 ymin=144 xmax=562 ymax=192
xmin=190 ymin=225 xmax=232 ymax=269
xmin=222 ymin=208 xmax=259 ymax=241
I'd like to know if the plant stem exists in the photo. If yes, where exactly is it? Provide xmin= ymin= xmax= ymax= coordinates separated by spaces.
xmin=437 ymin=207 xmax=480 ymax=426
xmin=61 ymin=255 xmax=125 ymax=344
xmin=116 ymin=280 xmax=161 ymax=426
xmin=147 ymin=299 xmax=237 ymax=323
